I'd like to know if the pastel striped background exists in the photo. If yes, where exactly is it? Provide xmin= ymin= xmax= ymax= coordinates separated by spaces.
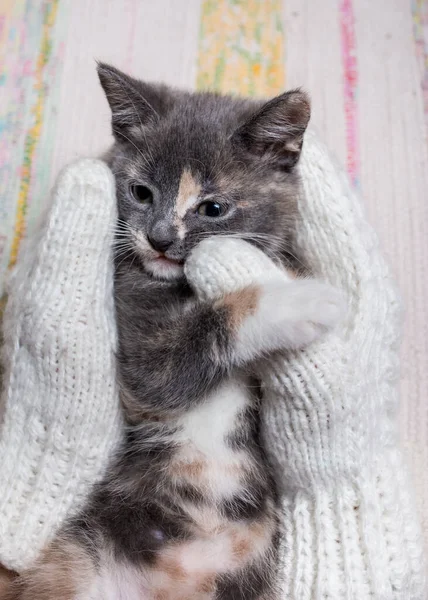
xmin=1 ymin=0 xmax=427 ymax=556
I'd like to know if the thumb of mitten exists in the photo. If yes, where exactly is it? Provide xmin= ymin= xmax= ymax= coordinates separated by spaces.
xmin=185 ymin=236 xmax=291 ymax=301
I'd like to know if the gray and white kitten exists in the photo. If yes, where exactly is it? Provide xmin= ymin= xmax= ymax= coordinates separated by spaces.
xmin=7 ymin=65 xmax=343 ymax=600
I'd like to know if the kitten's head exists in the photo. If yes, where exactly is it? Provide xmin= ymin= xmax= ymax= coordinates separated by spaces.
xmin=98 ymin=63 xmax=310 ymax=281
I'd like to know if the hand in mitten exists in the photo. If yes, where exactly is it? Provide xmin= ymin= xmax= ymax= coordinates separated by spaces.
xmin=0 ymin=160 xmax=122 ymax=572
xmin=185 ymin=130 xmax=425 ymax=599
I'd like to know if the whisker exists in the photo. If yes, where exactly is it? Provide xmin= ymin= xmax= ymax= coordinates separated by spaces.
xmin=109 ymin=226 xmax=132 ymax=234
xmin=113 ymin=244 xmax=134 ymax=254
xmin=115 ymin=249 xmax=138 ymax=270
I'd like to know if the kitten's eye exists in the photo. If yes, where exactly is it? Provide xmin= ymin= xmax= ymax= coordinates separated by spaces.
xmin=197 ymin=201 xmax=226 ymax=217
xmin=130 ymin=184 xmax=153 ymax=204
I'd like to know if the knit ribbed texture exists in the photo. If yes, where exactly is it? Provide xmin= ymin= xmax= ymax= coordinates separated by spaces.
xmin=185 ymin=129 xmax=426 ymax=599
xmin=0 ymin=159 xmax=123 ymax=572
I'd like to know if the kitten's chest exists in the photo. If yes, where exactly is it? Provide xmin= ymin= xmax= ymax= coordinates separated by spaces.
xmin=169 ymin=374 xmax=256 ymax=507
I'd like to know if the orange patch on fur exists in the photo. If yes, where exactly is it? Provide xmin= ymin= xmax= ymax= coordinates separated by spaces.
xmin=197 ymin=574 xmax=217 ymax=594
xmin=232 ymin=534 xmax=252 ymax=560
xmin=146 ymin=516 xmax=275 ymax=598
xmin=7 ymin=539 xmax=95 ymax=600
xmin=175 ymin=460 xmax=205 ymax=479
xmin=156 ymin=557 xmax=187 ymax=582
xmin=219 ymin=286 xmax=260 ymax=329
xmin=249 ymin=520 xmax=266 ymax=537
xmin=175 ymin=168 xmax=201 ymax=218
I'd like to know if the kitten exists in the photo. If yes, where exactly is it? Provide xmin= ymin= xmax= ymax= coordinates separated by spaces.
xmin=7 ymin=65 xmax=343 ymax=600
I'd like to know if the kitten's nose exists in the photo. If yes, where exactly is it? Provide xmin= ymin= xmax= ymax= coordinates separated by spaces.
xmin=147 ymin=223 xmax=175 ymax=253
xmin=148 ymin=235 xmax=173 ymax=253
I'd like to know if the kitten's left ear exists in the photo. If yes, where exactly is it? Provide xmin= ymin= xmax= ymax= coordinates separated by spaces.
xmin=97 ymin=62 xmax=175 ymax=141
xmin=232 ymin=90 xmax=310 ymax=169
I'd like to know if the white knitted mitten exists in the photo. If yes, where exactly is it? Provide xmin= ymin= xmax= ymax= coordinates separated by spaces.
xmin=0 ymin=160 xmax=123 ymax=572
xmin=185 ymin=130 xmax=426 ymax=599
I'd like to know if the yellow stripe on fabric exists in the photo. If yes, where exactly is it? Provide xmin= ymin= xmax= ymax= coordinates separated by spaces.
xmin=8 ymin=0 xmax=59 ymax=267
xmin=197 ymin=0 xmax=285 ymax=97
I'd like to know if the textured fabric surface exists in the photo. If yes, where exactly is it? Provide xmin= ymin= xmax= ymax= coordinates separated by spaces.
xmin=0 ymin=160 xmax=123 ymax=571
xmin=1 ymin=0 xmax=427 ymax=567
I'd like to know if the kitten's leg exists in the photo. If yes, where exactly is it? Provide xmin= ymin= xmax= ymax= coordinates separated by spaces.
xmin=228 ymin=278 xmax=345 ymax=362
xmin=0 ymin=565 xmax=17 ymax=598
xmin=119 ymin=277 xmax=344 ymax=414
xmin=4 ymin=537 xmax=96 ymax=600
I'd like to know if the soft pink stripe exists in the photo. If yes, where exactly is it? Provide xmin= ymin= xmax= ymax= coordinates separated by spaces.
xmin=339 ymin=0 xmax=359 ymax=187
xmin=412 ymin=0 xmax=428 ymax=125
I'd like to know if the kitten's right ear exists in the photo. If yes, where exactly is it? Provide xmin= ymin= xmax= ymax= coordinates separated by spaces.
xmin=97 ymin=62 xmax=160 ymax=139
xmin=232 ymin=90 xmax=311 ymax=170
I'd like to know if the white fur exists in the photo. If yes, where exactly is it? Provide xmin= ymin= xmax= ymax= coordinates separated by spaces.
xmin=235 ymin=278 xmax=345 ymax=363
xmin=131 ymin=228 xmax=184 ymax=280
xmin=144 ymin=258 xmax=184 ymax=281
xmin=172 ymin=375 xmax=252 ymax=500
xmin=175 ymin=219 xmax=187 ymax=241
xmin=78 ymin=559 xmax=150 ymax=600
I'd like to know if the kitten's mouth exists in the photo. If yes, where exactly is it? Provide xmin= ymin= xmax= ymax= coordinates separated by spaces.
xmin=155 ymin=256 xmax=184 ymax=266
xmin=144 ymin=255 xmax=185 ymax=281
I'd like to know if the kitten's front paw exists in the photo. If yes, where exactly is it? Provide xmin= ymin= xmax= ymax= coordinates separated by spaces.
xmin=281 ymin=280 xmax=346 ymax=347
xmin=234 ymin=278 xmax=346 ymax=361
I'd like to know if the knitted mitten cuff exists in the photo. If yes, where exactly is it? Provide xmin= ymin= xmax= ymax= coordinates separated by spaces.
xmin=276 ymin=449 xmax=424 ymax=599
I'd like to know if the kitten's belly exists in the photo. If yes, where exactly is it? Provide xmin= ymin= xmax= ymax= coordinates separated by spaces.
xmin=83 ymin=517 xmax=274 ymax=599
xmin=79 ymin=376 xmax=275 ymax=600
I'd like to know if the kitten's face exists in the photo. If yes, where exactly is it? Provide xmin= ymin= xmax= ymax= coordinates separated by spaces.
xmin=98 ymin=64 xmax=310 ymax=281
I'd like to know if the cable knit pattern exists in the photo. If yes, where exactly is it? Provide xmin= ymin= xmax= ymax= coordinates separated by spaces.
xmin=0 ymin=137 xmax=425 ymax=598
xmin=0 ymin=160 xmax=123 ymax=572
xmin=185 ymin=129 xmax=426 ymax=599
